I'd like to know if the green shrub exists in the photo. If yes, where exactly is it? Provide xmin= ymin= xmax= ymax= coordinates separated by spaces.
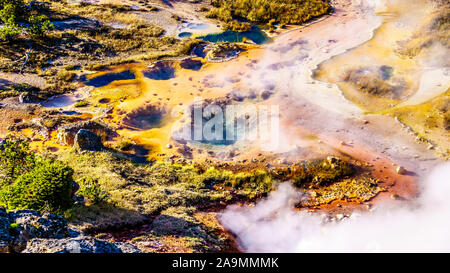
xmin=0 ymin=1 xmax=22 ymax=40
xmin=78 ymin=177 xmax=108 ymax=205
xmin=11 ymin=83 xmax=39 ymax=93
xmin=0 ymin=136 xmax=36 ymax=185
xmin=0 ymin=158 xmax=74 ymax=212
xmin=9 ymin=222 xmax=20 ymax=230
xmin=56 ymin=70 xmax=76 ymax=82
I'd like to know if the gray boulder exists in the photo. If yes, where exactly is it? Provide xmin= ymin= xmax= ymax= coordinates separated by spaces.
xmin=8 ymin=210 xmax=70 ymax=252
xmin=73 ymin=129 xmax=103 ymax=152
xmin=0 ymin=208 xmax=11 ymax=253
xmin=57 ymin=120 xmax=116 ymax=146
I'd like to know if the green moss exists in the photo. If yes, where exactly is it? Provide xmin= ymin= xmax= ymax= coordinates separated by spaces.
xmin=0 ymin=158 xmax=74 ymax=213
xmin=56 ymin=70 xmax=76 ymax=82
xmin=0 ymin=136 xmax=36 ymax=185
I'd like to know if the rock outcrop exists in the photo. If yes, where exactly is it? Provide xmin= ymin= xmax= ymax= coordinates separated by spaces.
xmin=396 ymin=166 xmax=407 ymax=175
xmin=73 ymin=129 xmax=104 ymax=152
xmin=23 ymin=236 xmax=141 ymax=253
xmin=0 ymin=208 xmax=10 ymax=253
xmin=56 ymin=120 xmax=116 ymax=146
xmin=0 ymin=208 xmax=141 ymax=253
xmin=0 ymin=209 xmax=75 ymax=253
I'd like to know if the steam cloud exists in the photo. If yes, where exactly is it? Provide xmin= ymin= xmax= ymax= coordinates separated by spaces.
xmin=220 ymin=163 xmax=450 ymax=252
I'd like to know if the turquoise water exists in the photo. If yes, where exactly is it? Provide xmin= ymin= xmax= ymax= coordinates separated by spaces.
xmin=187 ymin=23 xmax=209 ymax=30
xmin=198 ymin=26 xmax=270 ymax=45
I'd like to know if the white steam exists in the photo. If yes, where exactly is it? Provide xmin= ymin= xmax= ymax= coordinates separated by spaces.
xmin=220 ymin=163 xmax=450 ymax=252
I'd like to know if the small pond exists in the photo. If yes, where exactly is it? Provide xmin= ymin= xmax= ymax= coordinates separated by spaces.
xmin=143 ymin=62 xmax=176 ymax=80
xmin=42 ymin=94 xmax=79 ymax=108
xmin=82 ymin=70 xmax=136 ymax=87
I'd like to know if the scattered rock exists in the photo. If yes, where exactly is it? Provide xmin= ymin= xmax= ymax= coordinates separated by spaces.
xmin=23 ymin=236 xmax=140 ymax=253
xmin=7 ymin=210 xmax=72 ymax=252
xmin=0 ymin=208 xmax=141 ymax=253
xmin=396 ymin=166 xmax=406 ymax=175
xmin=390 ymin=193 xmax=400 ymax=200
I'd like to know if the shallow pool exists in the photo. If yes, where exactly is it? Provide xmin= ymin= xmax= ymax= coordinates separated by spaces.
xmin=178 ymin=32 xmax=193 ymax=38
xmin=83 ymin=70 xmax=136 ymax=87
xmin=42 ymin=94 xmax=78 ymax=108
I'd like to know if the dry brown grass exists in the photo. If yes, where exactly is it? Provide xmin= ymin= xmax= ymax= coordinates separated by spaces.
xmin=342 ymin=69 xmax=396 ymax=97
